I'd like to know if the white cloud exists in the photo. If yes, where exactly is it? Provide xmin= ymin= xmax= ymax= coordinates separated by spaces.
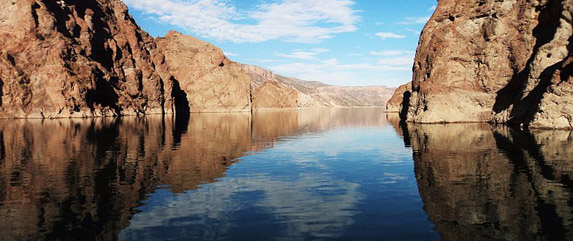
xmin=396 ymin=16 xmax=431 ymax=25
xmin=375 ymin=32 xmax=405 ymax=40
xmin=374 ymin=22 xmax=384 ymax=26
xmin=224 ymin=52 xmax=239 ymax=57
xmin=270 ymin=56 xmax=412 ymax=85
xmin=370 ymin=50 xmax=407 ymax=56
xmin=377 ymin=55 xmax=415 ymax=66
xmin=124 ymin=0 xmax=360 ymax=43
xmin=245 ymin=59 xmax=284 ymax=63
xmin=276 ymin=48 xmax=330 ymax=59
xmin=404 ymin=28 xmax=420 ymax=35
xmin=312 ymin=48 xmax=330 ymax=53
xmin=428 ymin=5 xmax=437 ymax=12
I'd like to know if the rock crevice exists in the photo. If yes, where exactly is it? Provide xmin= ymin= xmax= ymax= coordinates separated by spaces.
xmin=389 ymin=0 xmax=572 ymax=129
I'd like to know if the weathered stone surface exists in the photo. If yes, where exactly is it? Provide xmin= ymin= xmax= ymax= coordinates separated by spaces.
xmin=154 ymin=31 xmax=252 ymax=113
xmin=241 ymin=64 xmax=298 ymax=109
xmin=252 ymin=81 xmax=298 ymax=109
xmin=0 ymin=0 xmax=166 ymax=118
xmin=404 ymin=0 xmax=572 ymax=129
xmin=386 ymin=82 xmax=412 ymax=113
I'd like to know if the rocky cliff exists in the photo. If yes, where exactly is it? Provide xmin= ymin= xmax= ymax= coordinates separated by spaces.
xmin=0 ymin=0 xmax=166 ymax=118
xmin=397 ymin=0 xmax=572 ymax=129
xmin=385 ymin=83 xmax=412 ymax=114
xmin=241 ymin=64 xmax=298 ymax=109
xmin=155 ymin=31 xmax=252 ymax=113
xmin=0 ymin=0 xmax=298 ymax=118
xmin=242 ymin=64 xmax=396 ymax=108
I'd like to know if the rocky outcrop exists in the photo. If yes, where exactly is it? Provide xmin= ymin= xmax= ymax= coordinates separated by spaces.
xmin=0 ymin=0 xmax=299 ymax=118
xmin=241 ymin=64 xmax=298 ymax=109
xmin=154 ymin=31 xmax=252 ymax=113
xmin=0 ymin=0 xmax=167 ymax=118
xmin=402 ymin=0 xmax=572 ymax=129
xmin=386 ymin=82 xmax=412 ymax=114
xmin=251 ymin=81 xmax=298 ymax=109
xmin=242 ymin=64 xmax=396 ymax=108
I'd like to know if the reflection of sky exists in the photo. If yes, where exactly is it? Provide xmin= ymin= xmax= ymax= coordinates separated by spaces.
xmin=119 ymin=126 xmax=438 ymax=241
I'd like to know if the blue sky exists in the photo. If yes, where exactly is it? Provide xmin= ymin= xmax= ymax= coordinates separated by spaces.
xmin=124 ymin=0 xmax=437 ymax=87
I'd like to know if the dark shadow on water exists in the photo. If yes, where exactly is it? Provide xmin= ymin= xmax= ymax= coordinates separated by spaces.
xmin=395 ymin=122 xmax=573 ymax=241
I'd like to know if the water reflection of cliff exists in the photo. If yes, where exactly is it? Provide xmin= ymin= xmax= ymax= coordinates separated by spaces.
xmin=0 ymin=108 xmax=386 ymax=241
xmin=388 ymin=114 xmax=573 ymax=241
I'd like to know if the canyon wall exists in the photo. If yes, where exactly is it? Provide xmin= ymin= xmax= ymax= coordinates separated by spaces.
xmin=154 ymin=31 xmax=252 ymax=113
xmin=394 ymin=0 xmax=572 ymax=129
xmin=0 ymin=0 xmax=166 ymax=118
xmin=0 ymin=0 xmax=395 ymax=119
xmin=241 ymin=64 xmax=299 ymax=110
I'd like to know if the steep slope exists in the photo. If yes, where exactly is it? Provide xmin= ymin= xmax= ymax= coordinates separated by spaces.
xmin=400 ymin=0 xmax=572 ymax=129
xmin=240 ymin=64 xmax=298 ymax=109
xmin=242 ymin=64 xmax=396 ymax=108
xmin=0 ymin=0 xmax=167 ymax=118
xmin=154 ymin=31 xmax=252 ymax=113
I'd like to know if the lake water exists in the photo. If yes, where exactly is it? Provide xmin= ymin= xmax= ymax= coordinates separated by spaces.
xmin=0 ymin=108 xmax=571 ymax=241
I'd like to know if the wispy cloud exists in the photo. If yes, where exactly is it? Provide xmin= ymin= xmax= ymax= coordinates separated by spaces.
xmin=245 ymin=59 xmax=284 ymax=63
xmin=395 ymin=16 xmax=431 ymax=25
xmin=276 ymin=48 xmax=330 ymax=59
xmin=270 ymin=56 xmax=413 ymax=83
xmin=427 ymin=5 xmax=436 ymax=12
xmin=375 ymin=32 xmax=405 ymax=40
xmin=370 ymin=50 xmax=410 ymax=56
xmin=224 ymin=52 xmax=239 ymax=57
xmin=404 ymin=28 xmax=420 ymax=35
xmin=124 ymin=0 xmax=360 ymax=43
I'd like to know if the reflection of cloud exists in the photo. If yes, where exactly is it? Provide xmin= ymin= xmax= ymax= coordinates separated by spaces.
xmin=120 ymin=172 xmax=361 ymax=240
xmin=381 ymin=173 xmax=408 ymax=184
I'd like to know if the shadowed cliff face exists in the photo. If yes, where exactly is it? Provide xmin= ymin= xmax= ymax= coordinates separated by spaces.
xmin=393 ymin=122 xmax=573 ymax=241
xmin=400 ymin=0 xmax=572 ymax=129
xmin=0 ymin=0 xmax=167 ymax=118
xmin=0 ymin=108 xmax=387 ymax=240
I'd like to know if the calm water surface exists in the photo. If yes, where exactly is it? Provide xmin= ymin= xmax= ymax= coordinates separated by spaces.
xmin=0 ymin=108 xmax=571 ymax=241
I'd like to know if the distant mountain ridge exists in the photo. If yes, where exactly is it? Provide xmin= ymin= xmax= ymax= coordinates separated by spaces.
xmin=242 ymin=64 xmax=396 ymax=108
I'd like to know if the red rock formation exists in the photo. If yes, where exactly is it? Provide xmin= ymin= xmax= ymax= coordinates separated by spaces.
xmin=402 ymin=0 xmax=572 ymax=129
xmin=252 ymin=81 xmax=298 ymax=109
xmin=0 ymin=0 xmax=167 ymax=118
xmin=386 ymin=82 xmax=412 ymax=113
xmin=154 ymin=31 xmax=252 ymax=113
xmin=241 ymin=64 xmax=298 ymax=109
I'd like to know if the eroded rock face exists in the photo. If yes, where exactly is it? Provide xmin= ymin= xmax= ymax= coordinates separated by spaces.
xmin=252 ymin=81 xmax=298 ymax=109
xmin=0 ymin=0 xmax=166 ymax=118
xmin=404 ymin=0 xmax=572 ymax=129
xmin=154 ymin=31 xmax=252 ymax=113
xmin=386 ymin=82 xmax=412 ymax=114
xmin=241 ymin=64 xmax=298 ymax=109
